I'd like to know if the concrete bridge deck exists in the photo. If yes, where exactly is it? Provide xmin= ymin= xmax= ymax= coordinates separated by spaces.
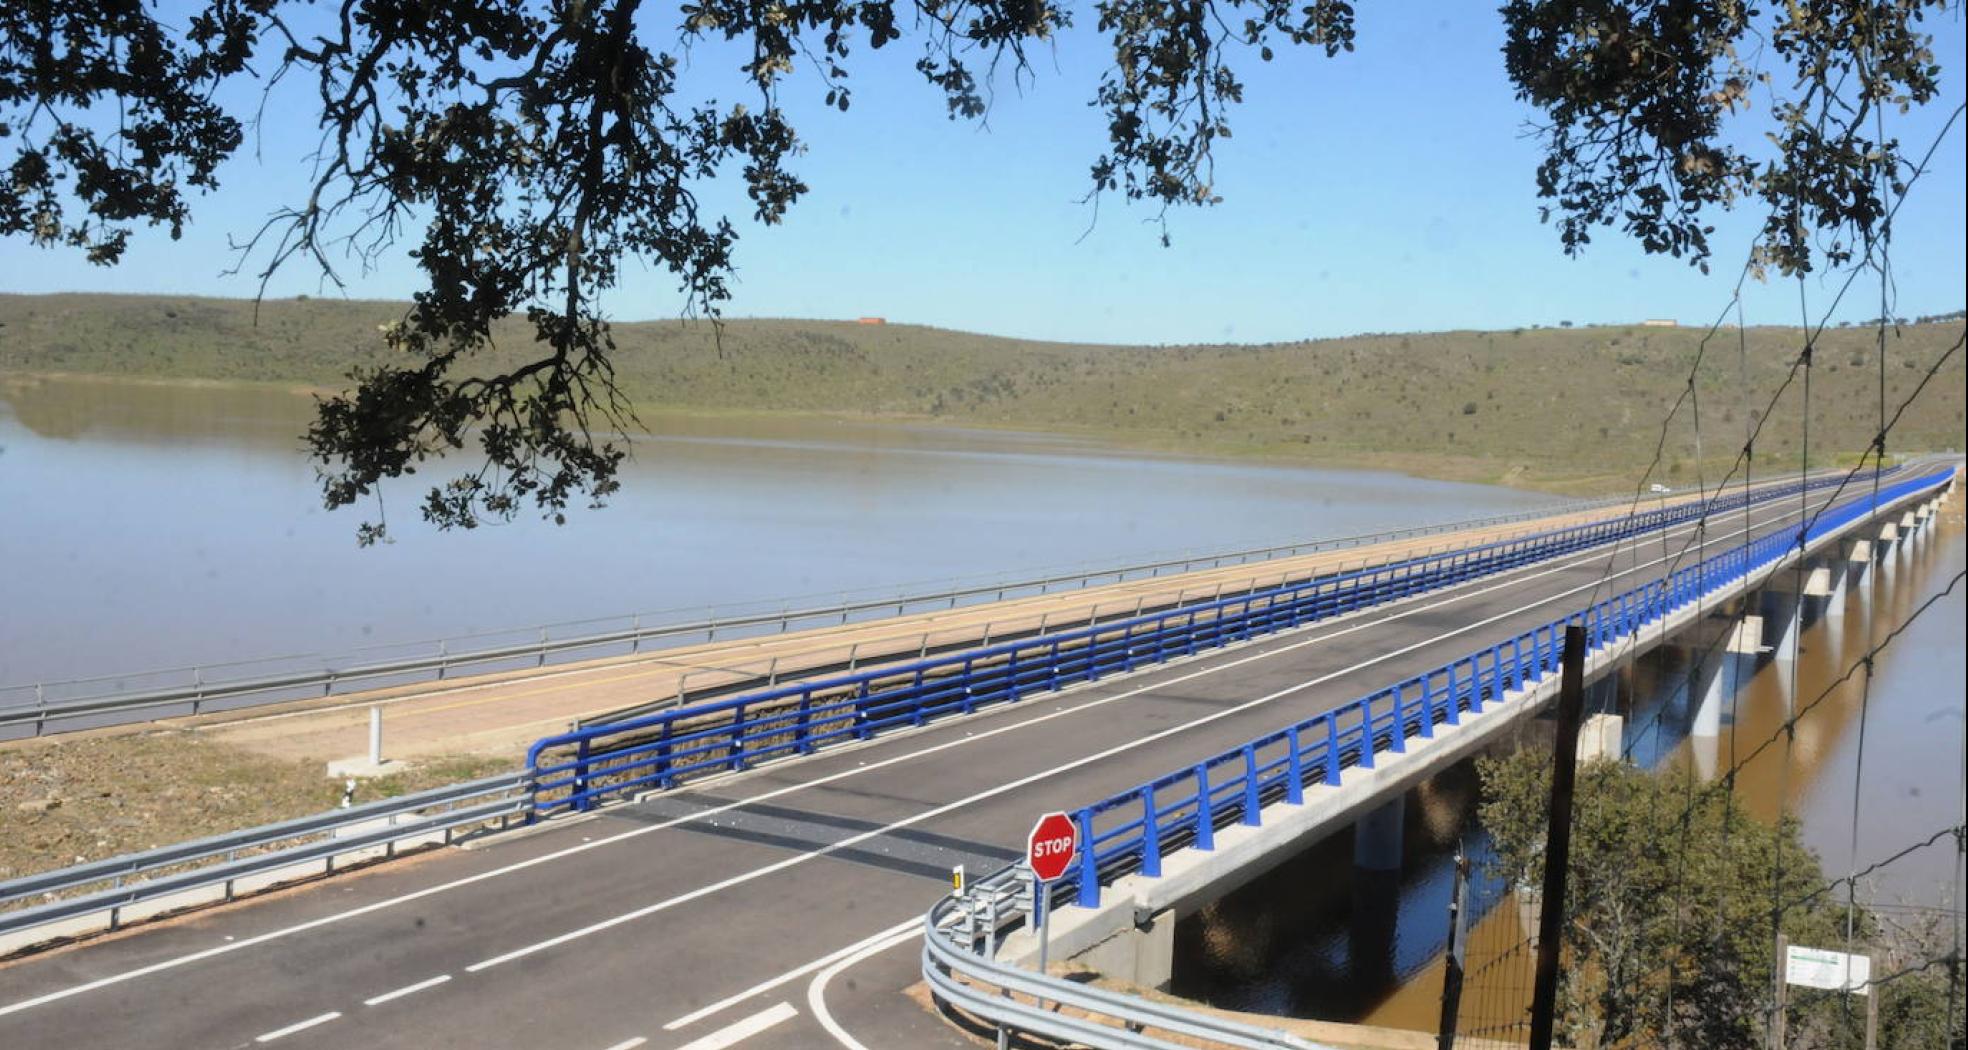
xmin=3 ymin=477 xmax=1942 ymax=1050
xmin=150 ymin=487 xmax=1742 ymax=767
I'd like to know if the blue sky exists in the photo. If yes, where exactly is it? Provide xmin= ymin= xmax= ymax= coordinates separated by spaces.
xmin=3 ymin=4 xmax=1963 ymax=345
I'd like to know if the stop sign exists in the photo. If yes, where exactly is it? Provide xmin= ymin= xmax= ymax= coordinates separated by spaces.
xmin=1026 ymin=811 xmax=1079 ymax=883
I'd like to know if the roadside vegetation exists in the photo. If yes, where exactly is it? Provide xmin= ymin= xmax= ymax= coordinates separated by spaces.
xmin=0 ymin=730 xmax=510 ymax=891
xmin=3 ymin=293 xmax=1963 ymax=496
xmin=1478 ymin=750 xmax=1963 ymax=1049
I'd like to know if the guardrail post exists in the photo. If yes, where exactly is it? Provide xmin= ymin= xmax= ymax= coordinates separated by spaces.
xmin=1324 ymin=717 xmax=1343 ymax=786
xmin=573 ymin=738 xmax=593 ymax=812
xmin=657 ymin=719 xmax=677 ymax=787
xmin=1445 ymin=665 xmax=1461 ymax=725
xmin=1389 ymin=684 xmax=1407 ymax=753
xmin=728 ymin=705 xmax=748 ymax=771
xmin=1193 ymin=765 xmax=1215 ymax=850
xmin=1285 ymin=727 xmax=1305 ymax=803
xmin=1241 ymin=745 xmax=1262 ymax=826
xmin=538 ymin=627 xmax=548 ymax=667
xmin=795 ymin=690 xmax=815 ymax=754
xmin=1077 ymin=808 xmax=1101 ymax=907
xmin=1358 ymin=698 xmax=1377 ymax=769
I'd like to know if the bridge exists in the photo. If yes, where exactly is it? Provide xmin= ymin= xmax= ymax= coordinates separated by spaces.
xmin=0 ymin=463 xmax=1955 ymax=1050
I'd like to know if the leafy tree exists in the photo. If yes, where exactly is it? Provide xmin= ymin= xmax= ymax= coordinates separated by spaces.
xmin=0 ymin=1 xmax=1952 ymax=540
xmin=1478 ymin=750 xmax=1965 ymax=1049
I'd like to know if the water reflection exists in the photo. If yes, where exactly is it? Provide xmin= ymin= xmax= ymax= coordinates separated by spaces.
xmin=1172 ymin=497 xmax=1966 ymax=1031
xmin=0 ymin=375 xmax=1556 ymax=684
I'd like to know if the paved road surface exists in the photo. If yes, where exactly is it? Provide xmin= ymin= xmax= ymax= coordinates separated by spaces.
xmin=0 ymin=487 xmax=1869 ymax=1050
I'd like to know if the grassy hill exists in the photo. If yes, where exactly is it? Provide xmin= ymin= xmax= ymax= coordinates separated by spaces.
xmin=2 ymin=292 xmax=1962 ymax=492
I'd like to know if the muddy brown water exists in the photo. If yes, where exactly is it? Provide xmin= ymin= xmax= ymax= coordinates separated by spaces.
xmin=1172 ymin=494 xmax=1966 ymax=1030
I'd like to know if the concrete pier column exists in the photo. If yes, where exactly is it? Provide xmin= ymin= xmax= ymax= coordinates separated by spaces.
xmin=1352 ymin=797 xmax=1405 ymax=872
xmin=1073 ymin=910 xmax=1174 ymax=990
xmin=1769 ymin=593 xmax=1801 ymax=666
xmin=1694 ymin=615 xmax=1761 ymax=740
xmin=1348 ymin=861 xmax=1401 ymax=991
xmin=1577 ymin=713 xmax=1624 ymax=765
xmin=1821 ymin=560 xmax=1850 ymax=624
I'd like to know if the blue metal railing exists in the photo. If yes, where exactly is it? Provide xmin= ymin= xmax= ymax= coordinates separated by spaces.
xmin=1059 ymin=467 xmax=1952 ymax=910
xmin=523 ymin=468 xmax=1896 ymax=816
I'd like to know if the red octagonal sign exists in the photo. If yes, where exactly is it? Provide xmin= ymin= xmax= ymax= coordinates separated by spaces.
xmin=1027 ymin=811 xmax=1079 ymax=883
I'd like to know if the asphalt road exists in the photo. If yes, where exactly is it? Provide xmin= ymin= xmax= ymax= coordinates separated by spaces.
xmin=0 ymin=485 xmax=1889 ymax=1050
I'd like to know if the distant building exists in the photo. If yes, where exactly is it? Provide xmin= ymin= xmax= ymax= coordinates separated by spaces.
xmin=1641 ymin=318 xmax=1678 ymax=327
xmin=856 ymin=316 xmax=887 ymax=325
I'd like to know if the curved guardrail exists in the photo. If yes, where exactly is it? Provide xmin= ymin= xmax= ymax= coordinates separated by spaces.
xmin=523 ymin=468 xmax=1887 ymax=814
xmin=0 ymin=773 xmax=527 ymax=947
xmin=1056 ymin=467 xmax=1952 ymax=910
xmin=923 ymin=867 xmax=1330 ymax=1050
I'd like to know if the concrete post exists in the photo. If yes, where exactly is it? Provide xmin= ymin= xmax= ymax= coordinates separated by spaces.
xmin=1693 ymin=615 xmax=1760 ymax=741
xmin=1768 ymin=593 xmax=1801 ymax=667
xmin=1824 ymin=558 xmax=1851 ymax=624
xmin=368 ymin=706 xmax=383 ymax=766
xmin=1353 ymin=797 xmax=1405 ymax=872
xmin=1577 ymin=713 xmax=1624 ymax=765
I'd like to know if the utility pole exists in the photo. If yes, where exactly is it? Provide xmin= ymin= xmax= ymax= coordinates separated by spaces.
xmin=1528 ymin=623 xmax=1587 ymax=1050
xmin=1436 ymin=851 xmax=1472 ymax=1050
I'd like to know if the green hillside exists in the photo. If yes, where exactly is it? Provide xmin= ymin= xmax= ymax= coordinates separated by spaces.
xmin=2 ymin=292 xmax=1961 ymax=492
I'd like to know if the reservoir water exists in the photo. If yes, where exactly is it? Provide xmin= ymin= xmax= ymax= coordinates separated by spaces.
xmin=0 ymin=375 xmax=1558 ymax=686
xmin=1172 ymin=492 xmax=1966 ymax=1031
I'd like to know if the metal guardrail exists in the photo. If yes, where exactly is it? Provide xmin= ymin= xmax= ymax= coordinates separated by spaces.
xmin=0 ymin=491 xmax=1659 ymax=738
xmin=523 ymin=469 xmax=1875 ymax=815
xmin=0 ymin=773 xmax=527 ymax=942
xmin=1055 ymin=468 xmax=1951 ymax=912
xmin=923 ymin=865 xmax=1329 ymax=1050
xmin=918 ymin=467 xmax=1947 ymax=1050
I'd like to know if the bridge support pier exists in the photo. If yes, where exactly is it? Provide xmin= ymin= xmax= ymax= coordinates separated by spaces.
xmin=1766 ymin=592 xmax=1801 ymax=667
xmin=1577 ymin=712 xmax=1624 ymax=765
xmin=1071 ymin=910 xmax=1174 ymax=991
xmin=1692 ymin=615 xmax=1760 ymax=753
xmin=1352 ymin=797 xmax=1405 ymax=872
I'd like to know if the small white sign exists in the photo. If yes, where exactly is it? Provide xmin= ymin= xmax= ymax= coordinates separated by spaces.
xmin=1784 ymin=945 xmax=1872 ymax=995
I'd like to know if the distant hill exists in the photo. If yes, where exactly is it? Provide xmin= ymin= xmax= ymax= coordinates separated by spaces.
xmin=2 ymin=292 xmax=1962 ymax=492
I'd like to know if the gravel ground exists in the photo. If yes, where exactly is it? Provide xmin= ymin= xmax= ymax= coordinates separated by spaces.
xmin=0 ymin=730 xmax=512 ymax=883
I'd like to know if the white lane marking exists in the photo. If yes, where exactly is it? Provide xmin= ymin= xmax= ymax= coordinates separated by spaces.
xmin=663 ymin=918 xmax=919 ymax=1031
xmin=807 ymin=929 xmax=920 ymax=1050
xmin=459 ymin=503 xmax=1801 ymax=975
xmin=601 ymin=1039 xmax=648 ymax=1050
xmin=672 ymin=1001 xmax=799 ymax=1050
xmin=361 ymin=973 xmax=452 ymax=1006
xmin=254 ymin=1011 xmax=342 ymax=1043
xmin=0 ymin=497 xmax=1808 ymax=1019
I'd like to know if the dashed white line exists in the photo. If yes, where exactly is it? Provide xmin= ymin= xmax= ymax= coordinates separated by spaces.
xmin=600 ymin=1039 xmax=648 ymax=1050
xmin=254 ymin=1011 xmax=342 ymax=1043
xmin=663 ymin=918 xmax=919 ymax=1031
xmin=0 ymin=495 xmax=1817 ymax=1022
xmin=361 ymin=973 xmax=452 ymax=1006
xmin=459 ymin=505 xmax=1802 ymax=977
xmin=675 ymin=1002 xmax=798 ymax=1050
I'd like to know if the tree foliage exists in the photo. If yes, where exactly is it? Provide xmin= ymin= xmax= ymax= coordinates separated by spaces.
xmin=0 ymin=0 xmax=1953 ymax=539
xmin=1478 ymin=750 xmax=1965 ymax=1049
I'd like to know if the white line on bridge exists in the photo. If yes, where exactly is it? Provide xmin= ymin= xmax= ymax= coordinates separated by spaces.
xmin=0 ymin=494 xmax=1827 ymax=1022
xmin=600 ymin=1038 xmax=648 ymax=1050
xmin=673 ymin=1001 xmax=798 ymax=1050
xmin=455 ymin=503 xmax=1807 ymax=976
xmin=662 ymin=918 xmax=919 ymax=1031
xmin=807 ymin=928 xmax=922 ymax=1050
xmin=361 ymin=973 xmax=451 ymax=1006
xmin=254 ymin=1010 xmax=341 ymax=1043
